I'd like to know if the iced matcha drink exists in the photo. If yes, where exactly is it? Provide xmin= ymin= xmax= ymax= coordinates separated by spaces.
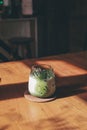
xmin=28 ymin=64 xmax=56 ymax=98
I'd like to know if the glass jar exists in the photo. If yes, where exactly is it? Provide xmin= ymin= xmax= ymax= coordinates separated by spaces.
xmin=28 ymin=64 xmax=56 ymax=98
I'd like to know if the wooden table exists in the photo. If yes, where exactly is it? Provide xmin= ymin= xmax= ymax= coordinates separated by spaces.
xmin=0 ymin=51 xmax=87 ymax=130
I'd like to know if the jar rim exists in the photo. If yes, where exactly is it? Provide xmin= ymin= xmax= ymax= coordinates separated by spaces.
xmin=32 ymin=64 xmax=53 ymax=70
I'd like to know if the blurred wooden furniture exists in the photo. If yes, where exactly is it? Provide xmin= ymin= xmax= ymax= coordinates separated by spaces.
xmin=9 ymin=37 xmax=33 ymax=60
xmin=0 ymin=17 xmax=38 ymax=58
xmin=0 ymin=39 xmax=13 ymax=62
xmin=0 ymin=51 xmax=87 ymax=130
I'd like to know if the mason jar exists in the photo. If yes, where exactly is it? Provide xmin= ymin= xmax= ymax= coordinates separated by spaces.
xmin=28 ymin=64 xmax=56 ymax=98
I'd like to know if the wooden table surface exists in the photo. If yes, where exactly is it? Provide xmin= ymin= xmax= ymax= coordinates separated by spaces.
xmin=0 ymin=51 xmax=87 ymax=130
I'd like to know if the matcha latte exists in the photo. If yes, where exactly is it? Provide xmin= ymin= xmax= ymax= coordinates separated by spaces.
xmin=28 ymin=64 xmax=56 ymax=98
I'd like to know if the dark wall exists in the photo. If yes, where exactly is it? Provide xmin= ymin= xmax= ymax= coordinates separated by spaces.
xmin=69 ymin=0 xmax=87 ymax=52
xmin=37 ymin=0 xmax=71 ymax=57
xmin=37 ymin=0 xmax=87 ymax=57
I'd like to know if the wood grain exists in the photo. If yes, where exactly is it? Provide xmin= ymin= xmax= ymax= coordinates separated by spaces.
xmin=0 ymin=51 xmax=87 ymax=130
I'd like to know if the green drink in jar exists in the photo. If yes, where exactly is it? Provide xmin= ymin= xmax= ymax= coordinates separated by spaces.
xmin=28 ymin=64 xmax=56 ymax=98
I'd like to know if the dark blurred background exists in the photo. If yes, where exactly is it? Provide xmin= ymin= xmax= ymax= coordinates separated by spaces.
xmin=37 ymin=0 xmax=87 ymax=57
xmin=0 ymin=0 xmax=87 ymax=61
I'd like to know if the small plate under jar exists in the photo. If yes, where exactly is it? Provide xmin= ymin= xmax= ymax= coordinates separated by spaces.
xmin=24 ymin=90 xmax=56 ymax=103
